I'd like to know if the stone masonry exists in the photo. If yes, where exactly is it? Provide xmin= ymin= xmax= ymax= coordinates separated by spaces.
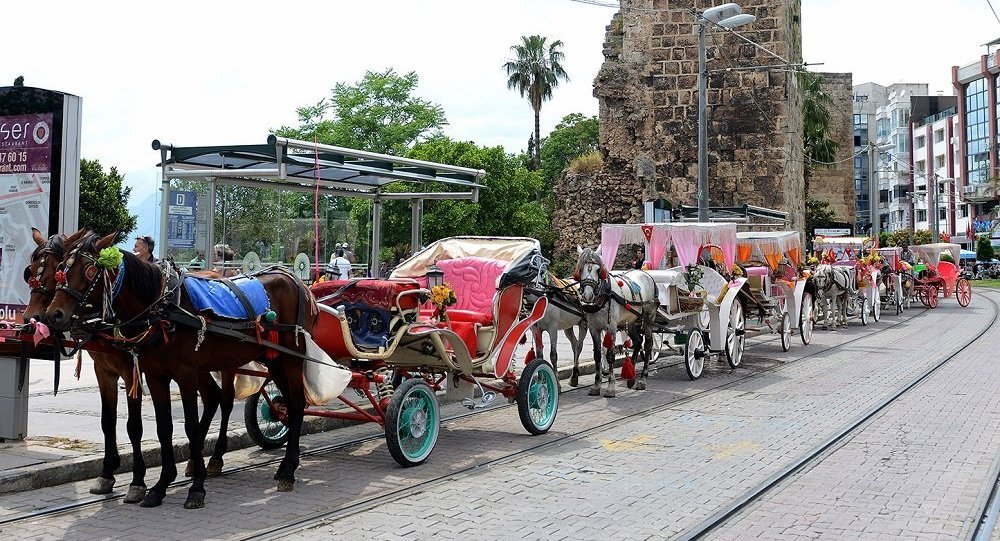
xmin=806 ymin=72 xmax=855 ymax=224
xmin=554 ymin=0 xmax=805 ymax=261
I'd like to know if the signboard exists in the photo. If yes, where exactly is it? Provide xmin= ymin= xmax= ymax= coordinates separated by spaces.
xmin=0 ymin=87 xmax=81 ymax=323
xmin=814 ymin=228 xmax=852 ymax=237
xmin=167 ymin=190 xmax=196 ymax=248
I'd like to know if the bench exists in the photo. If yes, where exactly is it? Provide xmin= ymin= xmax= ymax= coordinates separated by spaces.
xmin=415 ymin=256 xmax=507 ymax=356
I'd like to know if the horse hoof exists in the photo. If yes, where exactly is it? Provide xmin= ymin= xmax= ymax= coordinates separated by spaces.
xmin=123 ymin=485 xmax=147 ymax=504
xmin=626 ymin=378 xmax=636 ymax=389
xmin=603 ymin=390 xmax=617 ymax=398
xmin=634 ymin=381 xmax=646 ymax=391
xmin=183 ymin=491 xmax=205 ymax=509
xmin=588 ymin=388 xmax=601 ymax=396
xmin=569 ymin=375 xmax=579 ymax=387
xmin=89 ymin=477 xmax=115 ymax=495
xmin=206 ymin=458 xmax=224 ymax=477
xmin=140 ymin=491 xmax=165 ymax=508
xmin=184 ymin=460 xmax=193 ymax=478
xmin=277 ymin=479 xmax=295 ymax=492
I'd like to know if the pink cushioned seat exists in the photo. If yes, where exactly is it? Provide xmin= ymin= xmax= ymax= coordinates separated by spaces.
xmin=745 ymin=266 xmax=769 ymax=278
xmin=436 ymin=257 xmax=506 ymax=313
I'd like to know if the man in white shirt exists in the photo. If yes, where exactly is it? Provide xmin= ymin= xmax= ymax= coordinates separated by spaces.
xmin=328 ymin=249 xmax=351 ymax=279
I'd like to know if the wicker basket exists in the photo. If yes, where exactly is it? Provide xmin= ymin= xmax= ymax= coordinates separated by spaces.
xmin=678 ymin=295 xmax=705 ymax=312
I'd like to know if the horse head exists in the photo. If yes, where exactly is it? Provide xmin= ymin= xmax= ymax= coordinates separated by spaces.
xmin=23 ymin=228 xmax=88 ymax=324
xmin=574 ymin=247 xmax=609 ymax=308
xmin=812 ymin=264 xmax=832 ymax=294
xmin=46 ymin=230 xmax=119 ymax=331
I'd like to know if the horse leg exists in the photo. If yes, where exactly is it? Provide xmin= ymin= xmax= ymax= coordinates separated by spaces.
xmin=207 ymin=372 xmax=235 ymax=477
xmin=635 ymin=320 xmax=652 ymax=391
xmin=140 ymin=374 xmax=177 ymax=508
xmin=272 ymin=362 xmax=305 ymax=492
xmin=547 ymin=327 xmax=559 ymax=372
xmin=567 ymin=324 xmax=583 ymax=387
xmin=123 ymin=393 xmax=147 ymax=504
xmin=588 ymin=326 xmax=602 ymax=396
xmin=603 ymin=325 xmax=617 ymax=398
xmin=90 ymin=361 xmax=120 ymax=495
xmin=180 ymin=376 xmax=207 ymax=509
xmin=187 ymin=372 xmax=221 ymax=478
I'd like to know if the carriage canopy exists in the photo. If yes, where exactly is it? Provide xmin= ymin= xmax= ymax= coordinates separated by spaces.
xmin=389 ymin=236 xmax=542 ymax=279
xmin=736 ymin=231 xmax=803 ymax=269
xmin=909 ymin=243 xmax=961 ymax=271
xmin=600 ymin=222 xmax=737 ymax=270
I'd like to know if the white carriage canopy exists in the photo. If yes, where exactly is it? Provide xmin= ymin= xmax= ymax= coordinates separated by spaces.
xmin=909 ymin=243 xmax=961 ymax=270
xmin=736 ymin=231 xmax=803 ymax=269
xmin=600 ymin=222 xmax=737 ymax=270
xmin=153 ymin=136 xmax=487 ymax=277
xmin=390 ymin=236 xmax=541 ymax=278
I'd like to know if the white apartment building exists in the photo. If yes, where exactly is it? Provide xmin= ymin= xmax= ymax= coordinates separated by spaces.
xmin=910 ymin=110 xmax=972 ymax=238
xmin=872 ymin=84 xmax=927 ymax=233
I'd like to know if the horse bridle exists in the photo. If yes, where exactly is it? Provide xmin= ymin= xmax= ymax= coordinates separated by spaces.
xmin=575 ymin=253 xmax=610 ymax=312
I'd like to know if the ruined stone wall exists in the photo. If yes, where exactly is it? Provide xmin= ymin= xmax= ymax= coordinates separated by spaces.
xmin=806 ymin=72 xmax=855 ymax=224
xmin=554 ymin=0 xmax=805 ymax=262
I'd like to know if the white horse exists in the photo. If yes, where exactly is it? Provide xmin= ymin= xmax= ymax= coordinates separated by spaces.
xmin=812 ymin=264 xmax=851 ymax=328
xmin=575 ymin=247 xmax=659 ymax=397
xmin=524 ymin=274 xmax=586 ymax=382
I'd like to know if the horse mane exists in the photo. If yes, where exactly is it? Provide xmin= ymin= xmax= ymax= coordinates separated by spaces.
xmin=574 ymin=248 xmax=604 ymax=277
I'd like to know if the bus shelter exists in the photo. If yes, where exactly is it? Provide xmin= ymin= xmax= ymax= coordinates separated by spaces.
xmin=153 ymin=135 xmax=486 ymax=277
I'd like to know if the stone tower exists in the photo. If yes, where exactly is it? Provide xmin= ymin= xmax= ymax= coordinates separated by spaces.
xmin=553 ymin=0 xmax=805 ymax=261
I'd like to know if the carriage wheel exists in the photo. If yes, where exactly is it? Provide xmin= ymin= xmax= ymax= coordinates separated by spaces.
xmin=779 ymin=311 xmax=792 ymax=352
xmin=860 ymin=298 xmax=870 ymax=326
xmin=895 ymin=293 xmax=903 ymax=315
xmin=385 ymin=378 xmax=440 ymax=467
xmin=927 ymin=285 xmax=939 ymax=309
xmin=648 ymin=332 xmax=665 ymax=364
xmin=517 ymin=358 xmax=559 ymax=435
xmin=799 ymin=292 xmax=814 ymax=346
xmin=872 ymin=293 xmax=881 ymax=322
xmin=244 ymin=381 xmax=290 ymax=450
xmin=684 ymin=329 xmax=706 ymax=380
xmin=957 ymin=278 xmax=972 ymax=307
xmin=725 ymin=301 xmax=745 ymax=368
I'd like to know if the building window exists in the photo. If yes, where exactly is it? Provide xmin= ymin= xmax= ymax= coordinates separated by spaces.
xmin=965 ymin=77 xmax=991 ymax=184
xmin=916 ymin=135 xmax=926 ymax=149
xmin=935 ymin=155 xmax=946 ymax=169
xmin=934 ymin=129 xmax=944 ymax=143
xmin=940 ymin=208 xmax=947 ymax=220
xmin=915 ymin=160 xmax=926 ymax=174
xmin=917 ymin=210 xmax=927 ymax=222
xmin=961 ymin=206 xmax=969 ymax=218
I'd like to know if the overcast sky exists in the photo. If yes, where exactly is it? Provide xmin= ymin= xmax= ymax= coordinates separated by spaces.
xmin=7 ymin=0 xmax=1000 ymax=213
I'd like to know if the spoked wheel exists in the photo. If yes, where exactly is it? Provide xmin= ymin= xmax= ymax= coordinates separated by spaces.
xmin=385 ymin=378 xmax=440 ymax=467
xmin=779 ymin=311 xmax=792 ymax=352
xmin=917 ymin=287 xmax=930 ymax=307
xmin=725 ymin=301 xmax=746 ymax=368
xmin=872 ymin=293 xmax=881 ymax=322
xmin=647 ymin=332 xmax=665 ymax=363
xmin=895 ymin=293 xmax=903 ymax=315
xmin=957 ymin=278 xmax=972 ymax=307
xmin=244 ymin=380 xmax=290 ymax=450
xmin=799 ymin=292 xmax=814 ymax=346
xmin=517 ymin=358 xmax=559 ymax=435
xmin=927 ymin=285 xmax=939 ymax=309
xmin=860 ymin=298 xmax=870 ymax=326
xmin=684 ymin=329 xmax=706 ymax=380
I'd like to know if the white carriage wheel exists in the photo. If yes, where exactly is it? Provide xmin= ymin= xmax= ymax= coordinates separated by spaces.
xmin=648 ymin=332 xmax=665 ymax=363
xmin=860 ymin=298 xmax=870 ymax=326
xmin=799 ymin=292 xmax=814 ymax=346
xmin=780 ymin=311 xmax=792 ymax=352
xmin=697 ymin=304 xmax=711 ymax=331
xmin=725 ymin=301 xmax=745 ymax=369
xmin=872 ymin=291 xmax=881 ymax=322
xmin=684 ymin=329 xmax=705 ymax=380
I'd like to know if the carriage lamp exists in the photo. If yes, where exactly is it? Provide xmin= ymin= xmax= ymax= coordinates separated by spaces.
xmin=427 ymin=262 xmax=444 ymax=289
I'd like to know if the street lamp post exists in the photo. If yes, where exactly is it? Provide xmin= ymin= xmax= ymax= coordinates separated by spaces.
xmin=696 ymin=3 xmax=756 ymax=222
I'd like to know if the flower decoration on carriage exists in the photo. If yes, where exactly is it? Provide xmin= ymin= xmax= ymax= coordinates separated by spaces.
xmin=730 ymin=264 xmax=744 ymax=277
xmin=807 ymin=255 xmax=820 ymax=266
xmin=682 ymin=264 xmax=706 ymax=298
xmin=430 ymin=283 xmax=458 ymax=319
xmin=641 ymin=261 xmax=652 ymax=271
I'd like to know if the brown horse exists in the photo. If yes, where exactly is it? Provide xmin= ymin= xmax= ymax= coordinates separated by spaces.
xmin=46 ymin=231 xmax=315 ymax=509
xmin=26 ymin=228 xmax=235 ymax=504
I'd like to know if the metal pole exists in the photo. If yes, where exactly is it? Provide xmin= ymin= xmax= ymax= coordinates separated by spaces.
xmin=410 ymin=198 xmax=423 ymax=255
xmin=371 ymin=194 xmax=382 ymax=278
xmin=158 ymin=151 xmax=169 ymax=260
xmin=931 ymin=174 xmax=939 ymax=243
xmin=697 ymin=22 xmax=709 ymax=223
xmin=206 ymin=177 xmax=216 ymax=267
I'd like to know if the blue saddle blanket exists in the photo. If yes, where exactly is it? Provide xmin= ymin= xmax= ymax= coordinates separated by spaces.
xmin=184 ymin=275 xmax=270 ymax=320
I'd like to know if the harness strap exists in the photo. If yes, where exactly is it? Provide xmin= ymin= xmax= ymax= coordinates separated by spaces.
xmin=218 ymin=276 xmax=258 ymax=320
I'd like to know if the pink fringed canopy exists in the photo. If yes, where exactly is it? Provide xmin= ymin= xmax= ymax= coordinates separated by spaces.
xmin=600 ymin=222 xmax=737 ymax=270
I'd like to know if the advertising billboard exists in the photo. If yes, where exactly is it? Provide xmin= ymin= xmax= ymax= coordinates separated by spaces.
xmin=0 ymin=88 xmax=81 ymax=322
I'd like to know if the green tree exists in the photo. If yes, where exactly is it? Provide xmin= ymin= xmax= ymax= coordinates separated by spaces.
xmin=977 ymin=234 xmax=996 ymax=262
xmin=539 ymin=113 xmax=599 ymax=188
xmin=503 ymin=35 xmax=570 ymax=170
xmin=274 ymin=68 xmax=447 ymax=155
xmin=13 ymin=76 xmax=24 ymax=87
xmin=804 ymin=198 xmax=836 ymax=240
xmin=79 ymin=159 xmax=137 ymax=241
xmin=800 ymin=71 xmax=839 ymax=179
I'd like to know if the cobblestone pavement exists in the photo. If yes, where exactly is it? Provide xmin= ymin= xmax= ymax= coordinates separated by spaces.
xmin=708 ymin=291 xmax=1000 ymax=541
xmin=0 ymin=295 xmax=991 ymax=540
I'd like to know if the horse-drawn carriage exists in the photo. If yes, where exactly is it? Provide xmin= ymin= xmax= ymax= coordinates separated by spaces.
xmin=242 ymin=236 xmax=560 ymax=466
xmin=909 ymin=243 xmax=972 ymax=308
xmin=599 ymin=222 xmax=747 ymax=380
xmin=735 ymin=231 xmax=814 ymax=350
xmin=811 ymin=236 xmax=881 ymax=327
xmin=875 ymin=246 xmax=910 ymax=315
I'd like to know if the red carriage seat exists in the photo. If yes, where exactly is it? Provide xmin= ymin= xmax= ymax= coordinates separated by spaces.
xmin=938 ymin=261 xmax=958 ymax=296
xmin=415 ymin=257 xmax=508 ymax=356
xmin=311 ymin=279 xmax=422 ymax=354
xmin=311 ymin=279 xmax=421 ymax=313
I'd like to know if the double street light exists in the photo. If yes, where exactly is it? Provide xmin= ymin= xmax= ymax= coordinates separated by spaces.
xmin=697 ymin=3 xmax=756 ymax=222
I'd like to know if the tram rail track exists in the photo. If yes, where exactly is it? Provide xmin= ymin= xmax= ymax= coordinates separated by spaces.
xmin=0 ymin=303 xmax=933 ymax=534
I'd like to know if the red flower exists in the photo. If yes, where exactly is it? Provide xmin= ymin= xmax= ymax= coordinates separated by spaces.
xmin=55 ymin=270 xmax=67 ymax=285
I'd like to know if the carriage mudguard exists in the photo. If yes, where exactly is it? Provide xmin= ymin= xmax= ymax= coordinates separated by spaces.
xmin=494 ymin=296 xmax=548 ymax=378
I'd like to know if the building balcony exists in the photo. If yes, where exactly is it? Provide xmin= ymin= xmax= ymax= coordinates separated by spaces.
xmin=963 ymin=183 xmax=998 ymax=203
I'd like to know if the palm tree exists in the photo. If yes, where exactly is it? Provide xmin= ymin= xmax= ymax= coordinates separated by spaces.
xmin=800 ymin=71 xmax=839 ymax=180
xmin=503 ymin=35 xmax=570 ymax=169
